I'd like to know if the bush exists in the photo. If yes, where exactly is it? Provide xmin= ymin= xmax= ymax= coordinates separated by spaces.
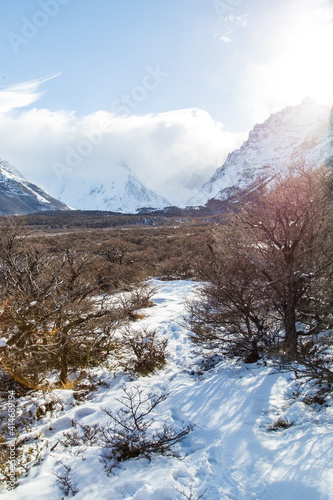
xmin=268 ymin=417 xmax=293 ymax=432
xmin=0 ymin=435 xmax=47 ymax=490
xmin=118 ymin=284 xmax=157 ymax=319
xmin=288 ymin=335 xmax=333 ymax=397
xmin=101 ymin=386 xmax=192 ymax=467
xmin=53 ymin=463 xmax=79 ymax=497
xmin=0 ymin=221 xmax=133 ymax=387
xmin=122 ymin=326 xmax=168 ymax=376
xmin=60 ymin=386 xmax=192 ymax=469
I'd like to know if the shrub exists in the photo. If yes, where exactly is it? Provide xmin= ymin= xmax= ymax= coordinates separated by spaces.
xmin=268 ymin=417 xmax=293 ymax=432
xmin=101 ymin=386 xmax=192 ymax=467
xmin=122 ymin=327 xmax=168 ymax=376
xmin=60 ymin=386 xmax=192 ymax=469
xmin=286 ymin=335 xmax=333 ymax=398
xmin=53 ymin=463 xmax=79 ymax=497
xmin=0 ymin=435 xmax=47 ymax=490
xmin=118 ymin=284 xmax=157 ymax=319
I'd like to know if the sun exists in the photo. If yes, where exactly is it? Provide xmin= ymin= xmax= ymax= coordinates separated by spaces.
xmin=248 ymin=2 xmax=333 ymax=113
xmin=281 ymin=16 xmax=333 ymax=105
xmin=278 ymin=6 xmax=333 ymax=106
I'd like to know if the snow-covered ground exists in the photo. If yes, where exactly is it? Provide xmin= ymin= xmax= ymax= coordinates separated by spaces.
xmin=2 ymin=280 xmax=333 ymax=499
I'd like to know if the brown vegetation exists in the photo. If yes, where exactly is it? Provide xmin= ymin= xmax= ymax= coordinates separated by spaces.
xmin=0 ymin=217 xmax=209 ymax=388
xmin=188 ymin=165 xmax=333 ymax=369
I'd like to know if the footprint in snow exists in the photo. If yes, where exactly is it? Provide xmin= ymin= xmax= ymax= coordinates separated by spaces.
xmin=74 ymin=407 xmax=97 ymax=419
xmin=44 ymin=416 xmax=73 ymax=435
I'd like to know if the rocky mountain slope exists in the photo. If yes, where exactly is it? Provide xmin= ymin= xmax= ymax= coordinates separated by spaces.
xmin=0 ymin=159 xmax=70 ymax=215
xmin=57 ymin=162 xmax=170 ymax=213
xmin=187 ymin=99 xmax=333 ymax=207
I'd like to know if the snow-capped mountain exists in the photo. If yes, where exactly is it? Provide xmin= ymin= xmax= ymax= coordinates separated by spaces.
xmin=0 ymin=159 xmax=70 ymax=215
xmin=57 ymin=162 xmax=171 ymax=213
xmin=187 ymin=98 xmax=333 ymax=207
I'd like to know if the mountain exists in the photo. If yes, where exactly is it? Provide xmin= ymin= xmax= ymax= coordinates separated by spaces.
xmin=186 ymin=98 xmax=333 ymax=207
xmin=0 ymin=159 xmax=70 ymax=215
xmin=57 ymin=162 xmax=171 ymax=213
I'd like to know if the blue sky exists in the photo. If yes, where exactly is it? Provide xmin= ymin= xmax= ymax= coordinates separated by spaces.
xmin=0 ymin=0 xmax=333 ymax=205
xmin=1 ymin=0 xmax=252 ymax=128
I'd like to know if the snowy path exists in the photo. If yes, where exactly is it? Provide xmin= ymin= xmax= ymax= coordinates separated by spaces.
xmin=4 ymin=280 xmax=333 ymax=500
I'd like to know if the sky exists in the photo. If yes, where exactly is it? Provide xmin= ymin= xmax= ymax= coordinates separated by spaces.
xmin=0 ymin=0 xmax=333 ymax=205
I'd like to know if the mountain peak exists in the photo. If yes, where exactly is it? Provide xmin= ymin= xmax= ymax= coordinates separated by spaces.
xmin=58 ymin=163 xmax=171 ymax=213
xmin=118 ymin=160 xmax=131 ymax=173
xmin=0 ymin=158 xmax=70 ymax=215
xmin=186 ymin=100 xmax=332 ymax=207
xmin=0 ymin=158 xmax=25 ymax=180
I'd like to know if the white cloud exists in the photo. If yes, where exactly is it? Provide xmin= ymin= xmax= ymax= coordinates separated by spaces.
xmin=218 ymin=34 xmax=233 ymax=44
xmin=0 ymin=106 xmax=245 ymax=206
xmin=0 ymin=74 xmax=61 ymax=113
xmin=225 ymin=14 xmax=248 ymax=28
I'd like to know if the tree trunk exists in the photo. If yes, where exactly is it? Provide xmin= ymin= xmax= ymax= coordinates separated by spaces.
xmin=284 ymin=297 xmax=298 ymax=353
xmin=244 ymin=339 xmax=259 ymax=363
xmin=59 ymin=333 xmax=69 ymax=385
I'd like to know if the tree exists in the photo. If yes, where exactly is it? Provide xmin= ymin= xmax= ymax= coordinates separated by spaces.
xmin=189 ymin=165 xmax=333 ymax=359
xmin=0 ymin=219 xmax=128 ymax=387
xmin=187 ymin=237 xmax=273 ymax=362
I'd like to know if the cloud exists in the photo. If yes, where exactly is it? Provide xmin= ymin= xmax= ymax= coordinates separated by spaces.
xmin=0 ymin=74 xmax=61 ymax=113
xmin=0 ymin=106 xmax=245 ymax=206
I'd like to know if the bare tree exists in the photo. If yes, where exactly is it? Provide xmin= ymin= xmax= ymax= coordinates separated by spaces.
xmin=60 ymin=385 xmax=192 ymax=468
xmin=235 ymin=166 xmax=331 ymax=350
xmin=0 ymin=219 xmax=128 ymax=387
xmin=187 ymin=246 xmax=273 ymax=362
xmin=189 ymin=165 xmax=333 ymax=360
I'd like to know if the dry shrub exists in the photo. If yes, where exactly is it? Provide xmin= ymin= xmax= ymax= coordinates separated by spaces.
xmin=60 ymin=386 xmax=192 ymax=470
xmin=268 ymin=417 xmax=293 ymax=432
xmin=122 ymin=326 xmax=168 ymax=376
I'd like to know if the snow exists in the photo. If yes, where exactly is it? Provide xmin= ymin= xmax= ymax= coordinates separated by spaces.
xmin=2 ymin=280 xmax=333 ymax=499
xmin=0 ymin=158 xmax=69 ymax=213
xmin=0 ymin=159 xmax=26 ymax=182
xmin=187 ymin=99 xmax=333 ymax=207
xmin=23 ymin=184 xmax=51 ymax=205
xmin=57 ymin=162 xmax=170 ymax=213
